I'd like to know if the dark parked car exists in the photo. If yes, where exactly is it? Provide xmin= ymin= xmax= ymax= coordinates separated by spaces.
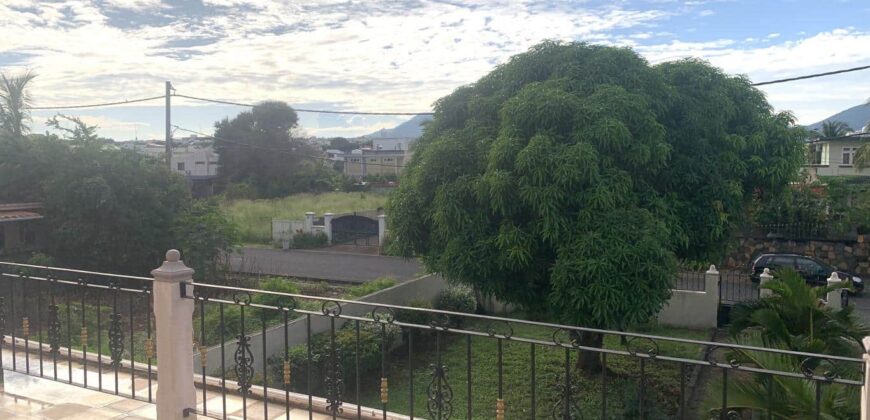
xmin=750 ymin=253 xmax=863 ymax=294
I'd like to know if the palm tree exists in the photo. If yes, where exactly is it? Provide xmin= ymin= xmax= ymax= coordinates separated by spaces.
xmin=0 ymin=71 xmax=37 ymax=138
xmin=728 ymin=269 xmax=867 ymax=356
xmin=815 ymin=120 xmax=852 ymax=139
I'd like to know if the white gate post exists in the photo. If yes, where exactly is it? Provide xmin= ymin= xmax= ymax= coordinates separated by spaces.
xmin=862 ymin=336 xmax=870 ymax=420
xmin=378 ymin=214 xmax=386 ymax=246
xmin=704 ymin=264 xmax=720 ymax=298
xmin=759 ymin=268 xmax=774 ymax=298
xmin=152 ymin=249 xmax=197 ymax=420
xmin=826 ymin=272 xmax=843 ymax=310
xmin=304 ymin=212 xmax=315 ymax=234
xmin=324 ymin=212 xmax=333 ymax=244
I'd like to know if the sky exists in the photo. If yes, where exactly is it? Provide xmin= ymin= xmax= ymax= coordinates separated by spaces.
xmin=1 ymin=0 xmax=869 ymax=140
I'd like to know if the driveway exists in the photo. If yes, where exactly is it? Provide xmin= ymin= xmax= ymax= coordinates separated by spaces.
xmin=230 ymin=247 xmax=425 ymax=283
xmin=850 ymin=293 xmax=870 ymax=326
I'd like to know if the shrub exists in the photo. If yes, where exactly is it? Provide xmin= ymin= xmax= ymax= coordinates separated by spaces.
xmin=268 ymin=320 xmax=400 ymax=394
xmin=345 ymin=277 xmax=396 ymax=299
xmin=436 ymin=285 xmax=477 ymax=314
xmin=395 ymin=298 xmax=434 ymax=326
xmin=292 ymin=232 xmax=328 ymax=249
xmin=222 ymin=182 xmax=258 ymax=200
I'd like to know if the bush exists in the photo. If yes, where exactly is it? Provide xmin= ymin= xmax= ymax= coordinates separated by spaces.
xmin=436 ymin=285 xmax=477 ymax=314
xmin=222 ymin=182 xmax=258 ymax=200
xmin=292 ymin=232 xmax=328 ymax=249
xmin=395 ymin=298 xmax=434 ymax=326
xmin=345 ymin=277 xmax=396 ymax=299
xmin=435 ymin=285 xmax=477 ymax=327
xmin=268 ymin=320 xmax=400 ymax=394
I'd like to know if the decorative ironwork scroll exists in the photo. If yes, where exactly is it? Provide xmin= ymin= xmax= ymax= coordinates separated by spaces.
xmin=234 ymin=334 xmax=254 ymax=394
xmin=47 ymin=303 xmax=61 ymax=355
xmin=108 ymin=312 xmax=125 ymax=367
xmin=324 ymin=341 xmax=344 ymax=413
xmin=427 ymin=363 xmax=454 ymax=419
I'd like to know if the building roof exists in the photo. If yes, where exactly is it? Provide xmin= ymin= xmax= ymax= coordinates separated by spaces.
xmin=0 ymin=210 xmax=43 ymax=223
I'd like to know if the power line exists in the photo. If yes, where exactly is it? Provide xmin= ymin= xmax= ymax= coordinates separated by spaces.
xmin=172 ymin=125 xmax=410 ymax=169
xmin=173 ymin=93 xmax=434 ymax=116
xmin=31 ymin=95 xmax=165 ymax=110
xmin=751 ymin=64 xmax=870 ymax=87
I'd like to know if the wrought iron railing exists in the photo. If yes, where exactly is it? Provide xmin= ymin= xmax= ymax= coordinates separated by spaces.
xmin=0 ymin=261 xmax=155 ymax=403
xmin=0 ymin=259 xmax=865 ymax=419
xmin=184 ymin=281 xmax=865 ymax=420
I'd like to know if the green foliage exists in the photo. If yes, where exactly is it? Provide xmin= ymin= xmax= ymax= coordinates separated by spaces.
xmin=729 ymin=269 xmax=867 ymax=356
xmin=436 ymin=285 xmax=477 ymax=314
xmin=267 ymin=320 xmax=400 ymax=394
xmin=713 ymin=269 xmax=866 ymax=419
xmin=291 ymin=231 xmax=328 ymax=249
xmin=815 ymin=120 xmax=852 ymax=139
xmin=345 ymin=277 xmax=396 ymax=299
xmin=220 ymin=192 xmax=387 ymax=244
xmin=753 ymin=183 xmax=829 ymax=226
xmin=172 ymin=199 xmax=240 ymax=282
xmin=395 ymin=298 xmax=435 ymax=326
xmin=222 ymin=182 xmax=258 ymax=200
xmin=0 ymin=71 xmax=37 ymax=137
xmin=214 ymin=101 xmax=336 ymax=198
xmin=389 ymin=42 xmax=804 ymax=334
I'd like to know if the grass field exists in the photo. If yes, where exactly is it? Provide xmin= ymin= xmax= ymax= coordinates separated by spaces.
xmin=358 ymin=320 xmax=711 ymax=419
xmin=221 ymin=192 xmax=389 ymax=244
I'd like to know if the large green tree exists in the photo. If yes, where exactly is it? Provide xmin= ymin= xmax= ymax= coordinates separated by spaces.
xmin=214 ymin=101 xmax=333 ymax=198
xmin=388 ymin=42 xmax=805 ymax=369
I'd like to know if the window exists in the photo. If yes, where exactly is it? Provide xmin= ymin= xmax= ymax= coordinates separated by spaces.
xmin=384 ymin=158 xmax=394 ymax=162
xmin=195 ymin=161 xmax=205 ymax=165
xmin=842 ymin=147 xmax=857 ymax=166
xmin=177 ymin=162 xmax=185 ymax=171
xmin=796 ymin=257 xmax=823 ymax=275
xmin=369 ymin=158 xmax=377 ymax=162
xmin=209 ymin=161 xmax=218 ymax=165
xmin=350 ymin=158 xmax=361 ymax=163
xmin=769 ymin=256 xmax=795 ymax=269
xmin=809 ymin=144 xmax=825 ymax=165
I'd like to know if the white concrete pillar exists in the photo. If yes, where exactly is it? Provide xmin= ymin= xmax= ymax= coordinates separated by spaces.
xmin=863 ymin=337 xmax=870 ymax=420
xmin=826 ymin=271 xmax=844 ymax=310
xmin=759 ymin=268 xmax=774 ymax=298
xmin=304 ymin=212 xmax=315 ymax=234
xmin=704 ymin=264 xmax=719 ymax=296
xmin=378 ymin=214 xmax=386 ymax=246
xmin=324 ymin=213 xmax=333 ymax=244
xmin=151 ymin=249 xmax=197 ymax=420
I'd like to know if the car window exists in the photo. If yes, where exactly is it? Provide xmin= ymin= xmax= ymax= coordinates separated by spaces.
xmin=769 ymin=256 xmax=794 ymax=268
xmin=796 ymin=258 xmax=822 ymax=273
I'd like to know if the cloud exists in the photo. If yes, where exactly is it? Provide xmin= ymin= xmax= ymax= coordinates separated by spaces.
xmin=1 ymin=0 xmax=869 ymax=138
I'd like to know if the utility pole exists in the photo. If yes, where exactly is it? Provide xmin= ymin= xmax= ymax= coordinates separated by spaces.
xmin=165 ymin=81 xmax=172 ymax=170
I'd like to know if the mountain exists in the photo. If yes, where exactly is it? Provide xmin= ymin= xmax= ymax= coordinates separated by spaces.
xmin=363 ymin=114 xmax=432 ymax=139
xmin=806 ymin=103 xmax=870 ymax=132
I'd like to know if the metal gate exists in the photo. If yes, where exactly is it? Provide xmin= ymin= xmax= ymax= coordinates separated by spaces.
xmin=330 ymin=214 xmax=378 ymax=246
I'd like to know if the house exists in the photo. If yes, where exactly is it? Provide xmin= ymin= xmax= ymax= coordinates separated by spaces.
xmin=119 ymin=136 xmax=219 ymax=196
xmin=805 ymin=133 xmax=870 ymax=179
xmin=342 ymin=148 xmax=406 ymax=179
xmin=0 ymin=202 xmax=43 ymax=257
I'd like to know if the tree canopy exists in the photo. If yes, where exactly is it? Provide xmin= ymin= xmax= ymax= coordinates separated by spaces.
xmin=214 ymin=101 xmax=335 ymax=198
xmin=389 ymin=42 xmax=805 ymax=332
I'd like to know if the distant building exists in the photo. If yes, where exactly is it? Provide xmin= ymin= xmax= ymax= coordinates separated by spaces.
xmin=325 ymin=149 xmax=345 ymax=161
xmin=0 ymin=202 xmax=43 ymax=258
xmin=372 ymin=138 xmax=413 ymax=151
xmin=119 ymin=136 xmax=219 ymax=196
xmin=805 ymin=133 xmax=870 ymax=179
xmin=342 ymin=148 xmax=406 ymax=179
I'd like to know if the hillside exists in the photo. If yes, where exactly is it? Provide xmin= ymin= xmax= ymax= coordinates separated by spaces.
xmin=806 ymin=103 xmax=870 ymax=132
xmin=363 ymin=114 xmax=432 ymax=139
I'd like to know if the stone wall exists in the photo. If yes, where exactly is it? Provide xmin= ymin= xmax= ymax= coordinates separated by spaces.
xmin=724 ymin=235 xmax=870 ymax=277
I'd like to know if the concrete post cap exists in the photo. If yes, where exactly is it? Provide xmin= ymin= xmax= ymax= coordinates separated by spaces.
xmin=151 ymin=249 xmax=194 ymax=280
xmin=305 ymin=212 xmax=315 ymax=216
xmin=377 ymin=214 xmax=386 ymax=219
xmin=324 ymin=212 xmax=334 ymax=216
xmin=863 ymin=337 xmax=870 ymax=354
xmin=761 ymin=268 xmax=772 ymax=276
xmin=706 ymin=264 xmax=718 ymax=274
xmin=828 ymin=272 xmax=842 ymax=282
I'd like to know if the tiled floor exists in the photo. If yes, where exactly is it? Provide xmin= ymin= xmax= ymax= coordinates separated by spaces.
xmin=0 ymin=350 xmax=341 ymax=419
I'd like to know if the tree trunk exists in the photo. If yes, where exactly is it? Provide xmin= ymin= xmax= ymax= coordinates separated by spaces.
xmin=576 ymin=331 xmax=604 ymax=374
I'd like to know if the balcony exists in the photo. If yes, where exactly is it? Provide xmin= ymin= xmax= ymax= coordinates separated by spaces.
xmin=0 ymin=252 xmax=867 ymax=419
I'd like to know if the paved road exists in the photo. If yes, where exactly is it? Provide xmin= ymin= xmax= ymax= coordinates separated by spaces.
xmin=231 ymin=247 xmax=425 ymax=283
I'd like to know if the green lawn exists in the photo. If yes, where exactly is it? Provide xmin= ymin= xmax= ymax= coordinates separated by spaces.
xmin=358 ymin=320 xmax=711 ymax=419
xmin=221 ymin=192 xmax=389 ymax=244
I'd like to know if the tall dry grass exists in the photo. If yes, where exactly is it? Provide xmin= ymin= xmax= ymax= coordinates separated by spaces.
xmin=222 ymin=192 xmax=389 ymax=244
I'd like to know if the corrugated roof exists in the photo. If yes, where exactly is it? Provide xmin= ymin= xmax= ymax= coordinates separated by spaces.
xmin=0 ymin=210 xmax=43 ymax=223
